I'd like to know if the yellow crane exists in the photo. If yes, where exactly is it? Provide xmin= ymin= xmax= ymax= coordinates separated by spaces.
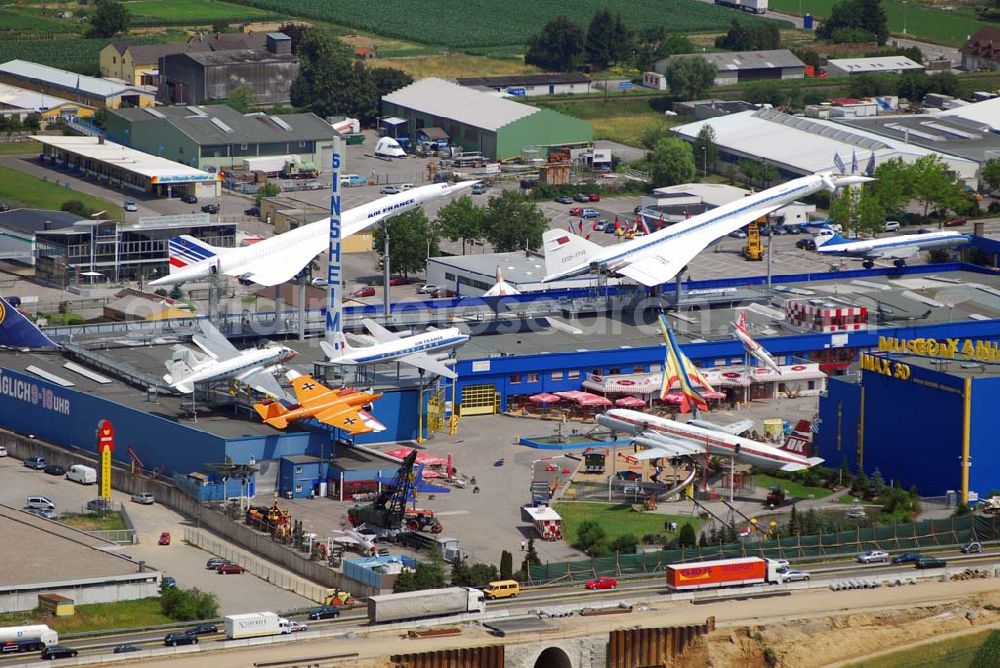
xmin=742 ymin=215 xmax=768 ymax=261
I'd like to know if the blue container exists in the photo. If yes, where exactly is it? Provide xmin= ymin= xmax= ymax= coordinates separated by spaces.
xmin=803 ymin=13 xmax=814 ymax=29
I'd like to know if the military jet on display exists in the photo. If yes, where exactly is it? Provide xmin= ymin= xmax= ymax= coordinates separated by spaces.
xmin=254 ymin=372 xmax=384 ymax=434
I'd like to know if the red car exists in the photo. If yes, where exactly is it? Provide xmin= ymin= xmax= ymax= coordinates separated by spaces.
xmin=569 ymin=207 xmax=584 ymax=217
xmin=587 ymin=193 xmax=601 ymax=202
xmin=217 ymin=563 xmax=245 ymax=575
xmin=388 ymin=276 xmax=409 ymax=286
xmin=432 ymin=288 xmax=457 ymax=298
xmin=586 ymin=576 xmax=618 ymax=590
xmin=158 ymin=532 xmax=171 ymax=545
xmin=353 ymin=286 xmax=376 ymax=298
xmin=945 ymin=218 xmax=967 ymax=227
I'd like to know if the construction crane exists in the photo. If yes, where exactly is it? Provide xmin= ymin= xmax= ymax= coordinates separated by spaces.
xmin=742 ymin=215 xmax=767 ymax=261
xmin=347 ymin=450 xmax=450 ymax=535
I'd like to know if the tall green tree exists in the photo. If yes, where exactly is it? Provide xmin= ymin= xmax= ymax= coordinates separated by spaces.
xmin=373 ymin=209 xmax=439 ymax=277
xmin=609 ymin=12 xmax=634 ymax=65
xmin=982 ymin=159 xmax=1000 ymax=191
xmin=291 ymin=30 xmax=378 ymax=122
xmin=693 ymin=125 xmax=719 ymax=177
xmin=817 ymin=0 xmax=888 ymax=45
xmin=649 ymin=137 xmax=696 ymax=188
xmin=715 ymin=20 xmax=780 ymax=51
xmin=499 ymin=550 xmax=513 ymax=580
xmin=585 ymin=9 xmax=615 ymax=69
xmin=525 ymin=17 xmax=585 ymax=72
xmin=870 ymin=158 xmax=910 ymax=214
xmin=435 ymin=195 xmax=485 ymax=254
xmin=677 ymin=522 xmax=697 ymax=547
xmin=482 ymin=191 xmax=548 ymax=252
xmin=88 ymin=0 xmax=129 ymax=38
xmin=370 ymin=67 xmax=413 ymax=99
xmin=663 ymin=56 xmax=717 ymax=100
xmin=227 ymin=84 xmax=257 ymax=113
xmin=909 ymin=155 xmax=961 ymax=220
xmin=277 ymin=22 xmax=310 ymax=54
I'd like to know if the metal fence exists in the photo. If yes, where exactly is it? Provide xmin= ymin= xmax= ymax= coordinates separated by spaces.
xmin=526 ymin=514 xmax=1000 ymax=585
xmin=183 ymin=528 xmax=328 ymax=603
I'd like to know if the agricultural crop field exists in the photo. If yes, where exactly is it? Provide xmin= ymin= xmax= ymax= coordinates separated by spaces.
xmin=232 ymin=0 xmax=780 ymax=48
xmin=125 ymin=0 xmax=276 ymax=25
xmin=0 ymin=7 xmax=83 ymax=37
xmin=0 ymin=38 xmax=107 ymax=74
xmin=770 ymin=0 xmax=987 ymax=46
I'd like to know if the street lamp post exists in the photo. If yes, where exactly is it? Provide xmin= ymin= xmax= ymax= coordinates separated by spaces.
xmin=701 ymin=147 xmax=707 ymax=178
xmin=903 ymin=1 xmax=907 ymax=35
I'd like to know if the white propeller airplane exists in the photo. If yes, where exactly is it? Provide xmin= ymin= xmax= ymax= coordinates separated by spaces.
xmin=150 ymin=181 xmax=477 ymax=287
xmin=598 ymin=409 xmax=824 ymax=472
xmin=163 ymin=320 xmax=294 ymax=398
xmin=813 ymin=226 xmax=972 ymax=269
xmin=322 ymin=318 xmax=469 ymax=379
xmin=542 ymin=172 xmax=872 ymax=286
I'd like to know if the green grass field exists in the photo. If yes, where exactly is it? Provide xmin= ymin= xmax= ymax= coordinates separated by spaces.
xmin=538 ymin=97 xmax=687 ymax=148
xmin=769 ymin=0 xmax=987 ymax=46
xmin=554 ymin=502 xmax=703 ymax=545
xmin=0 ymin=7 xmax=83 ymax=36
xmin=60 ymin=512 xmax=127 ymax=531
xmin=0 ymin=598 xmax=169 ymax=633
xmin=845 ymin=629 xmax=993 ymax=668
xmin=0 ymin=165 xmax=122 ymax=221
xmin=231 ymin=0 xmax=781 ymax=48
xmin=126 ymin=0 xmax=275 ymax=24
xmin=0 ymin=140 xmax=41 ymax=156
xmin=755 ymin=474 xmax=834 ymax=500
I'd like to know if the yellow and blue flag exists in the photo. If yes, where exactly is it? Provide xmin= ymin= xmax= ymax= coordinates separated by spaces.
xmin=658 ymin=314 xmax=711 ymax=413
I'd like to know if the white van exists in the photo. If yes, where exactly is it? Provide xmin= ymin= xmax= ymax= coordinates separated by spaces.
xmin=66 ymin=464 xmax=97 ymax=485
xmin=26 ymin=495 xmax=55 ymax=511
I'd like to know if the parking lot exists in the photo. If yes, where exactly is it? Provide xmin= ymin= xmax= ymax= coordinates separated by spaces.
xmin=0 ymin=455 xmax=312 ymax=615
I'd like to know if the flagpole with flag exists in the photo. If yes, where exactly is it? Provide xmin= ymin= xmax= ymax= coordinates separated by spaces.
xmin=865 ymin=151 xmax=876 ymax=176
xmin=851 ymin=150 xmax=858 ymax=175
xmin=834 ymin=152 xmax=846 ymax=174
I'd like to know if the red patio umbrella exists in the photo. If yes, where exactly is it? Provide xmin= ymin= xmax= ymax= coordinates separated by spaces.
xmin=614 ymin=396 xmax=647 ymax=408
xmin=528 ymin=393 xmax=561 ymax=404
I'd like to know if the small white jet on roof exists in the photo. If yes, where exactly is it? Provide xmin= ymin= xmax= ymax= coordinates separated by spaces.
xmin=542 ymin=172 xmax=872 ymax=287
xmin=322 ymin=318 xmax=468 ymax=379
xmin=482 ymin=266 xmax=521 ymax=297
xmin=731 ymin=311 xmax=782 ymax=375
xmin=814 ymin=226 xmax=972 ymax=269
xmin=163 ymin=320 xmax=294 ymax=399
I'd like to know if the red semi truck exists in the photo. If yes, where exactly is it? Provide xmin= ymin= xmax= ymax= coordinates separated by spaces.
xmin=665 ymin=557 xmax=784 ymax=591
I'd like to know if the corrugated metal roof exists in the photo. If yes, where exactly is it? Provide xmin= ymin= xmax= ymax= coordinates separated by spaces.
xmin=827 ymin=56 xmax=923 ymax=72
xmin=383 ymin=78 xmax=538 ymax=132
xmin=0 ymin=60 xmax=148 ymax=98
xmin=110 ymin=105 xmax=333 ymax=145
xmin=0 ymin=82 xmax=82 ymax=112
xmin=31 ymin=135 xmax=215 ymax=180
xmin=671 ymin=108 xmax=978 ymax=179
xmin=658 ymin=49 xmax=805 ymax=74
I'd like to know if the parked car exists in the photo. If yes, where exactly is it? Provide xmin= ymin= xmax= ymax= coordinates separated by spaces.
xmin=185 ymin=624 xmax=218 ymax=636
xmin=729 ymin=230 xmax=747 ymax=239
xmin=310 ymin=277 xmax=328 ymax=287
xmin=161 ymin=576 xmax=177 ymax=589
xmin=353 ymin=286 xmax=376 ymax=298
xmin=573 ymin=193 xmax=590 ymax=202
xmin=569 ymin=207 xmax=584 ymax=217
xmin=380 ymin=185 xmax=401 ymax=195
xmin=43 ymin=464 xmax=65 ymax=476
xmin=580 ymin=208 xmax=600 ymax=219
xmin=0 ymin=445 xmax=7 ymax=457
xmin=587 ymin=193 xmax=601 ymax=202
xmin=416 ymin=284 xmax=440 ymax=294
xmin=586 ymin=576 xmax=618 ymax=590
xmin=432 ymin=288 xmax=457 ymax=298
xmin=915 ymin=556 xmax=948 ymax=569
xmin=961 ymin=541 xmax=983 ymax=554
xmin=857 ymin=550 xmax=889 ymax=563
xmin=288 ymin=621 xmax=309 ymax=632
xmin=24 ymin=507 xmax=58 ymax=520
xmin=471 ymin=183 xmax=486 ymax=195
xmin=944 ymin=218 xmax=966 ymax=227
xmin=767 ymin=558 xmax=790 ymax=571
xmin=244 ymin=206 xmax=260 ymax=217
xmin=604 ymin=224 xmax=618 ymax=234
xmin=87 ymin=498 xmax=113 ymax=512
xmin=41 ymin=645 xmax=79 ymax=660
xmin=206 ymin=557 xmax=230 ymax=570
xmin=784 ymin=224 xmax=804 ymax=234
xmin=308 ymin=606 xmax=341 ymax=620
xmin=796 ymin=238 xmax=816 ymax=250
xmin=129 ymin=491 xmax=154 ymax=505
xmin=24 ymin=456 xmax=46 ymax=470
xmin=158 ymin=531 xmax=171 ymax=545
xmin=26 ymin=495 xmax=55 ymax=511
xmin=201 ymin=203 xmax=219 ymax=214
xmin=113 ymin=644 xmax=141 ymax=654
xmin=883 ymin=221 xmax=900 ymax=232
xmin=388 ymin=276 xmax=409 ymax=286
xmin=217 ymin=563 xmax=245 ymax=575
xmin=401 ymin=183 xmax=415 ymax=190
xmin=123 ymin=201 xmax=138 ymax=212
xmin=163 ymin=633 xmax=198 ymax=647
xmin=555 ymin=195 xmax=574 ymax=204
xmin=780 ymin=569 xmax=811 ymax=582
xmin=181 ymin=194 xmax=198 ymax=204
xmin=891 ymin=551 xmax=922 ymax=564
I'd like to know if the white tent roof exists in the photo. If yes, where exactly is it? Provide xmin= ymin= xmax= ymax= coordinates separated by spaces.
xmin=32 ymin=135 xmax=216 ymax=181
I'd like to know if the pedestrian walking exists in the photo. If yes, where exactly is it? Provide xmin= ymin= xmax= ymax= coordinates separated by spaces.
xmin=521 ymin=540 xmax=526 ymax=552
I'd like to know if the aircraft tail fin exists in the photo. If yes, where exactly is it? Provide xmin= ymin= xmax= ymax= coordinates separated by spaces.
xmin=255 ymin=400 xmax=290 ymax=428
xmin=542 ymin=229 xmax=601 ymax=279
xmin=168 ymin=235 xmax=225 ymax=274
xmin=0 ymin=297 xmax=58 ymax=348
xmin=735 ymin=310 xmax=747 ymax=331
xmin=163 ymin=348 xmax=197 ymax=390
xmin=780 ymin=420 xmax=814 ymax=455
xmin=320 ymin=332 xmax=354 ymax=361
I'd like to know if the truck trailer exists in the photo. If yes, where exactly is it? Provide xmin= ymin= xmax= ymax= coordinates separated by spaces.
xmin=0 ymin=625 xmax=58 ymax=653
xmin=223 ymin=612 xmax=293 ymax=639
xmin=714 ymin=0 xmax=768 ymax=13
xmin=665 ymin=557 xmax=783 ymax=591
xmin=367 ymin=587 xmax=485 ymax=624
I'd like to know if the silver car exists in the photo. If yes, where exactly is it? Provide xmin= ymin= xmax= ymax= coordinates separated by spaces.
xmin=780 ymin=569 xmax=810 ymax=582
xmin=131 ymin=492 xmax=155 ymax=505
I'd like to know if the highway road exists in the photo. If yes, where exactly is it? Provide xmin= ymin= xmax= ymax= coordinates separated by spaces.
xmin=3 ymin=548 xmax=996 ymax=665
